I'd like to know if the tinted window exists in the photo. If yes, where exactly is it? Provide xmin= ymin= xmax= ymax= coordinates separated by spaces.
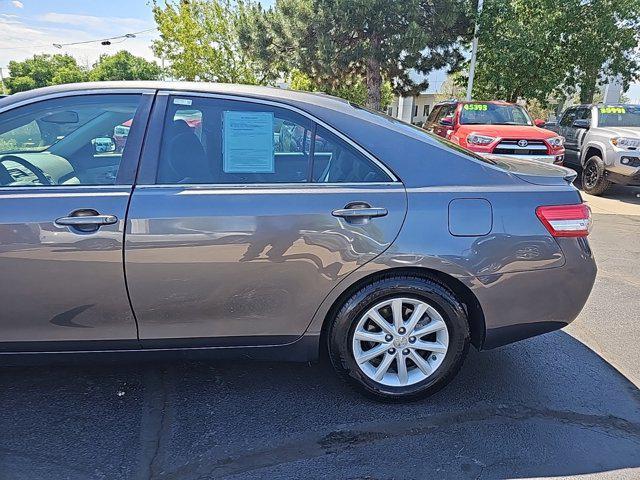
xmin=0 ymin=94 xmax=142 ymax=187
xmin=425 ymin=106 xmax=441 ymax=125
xmin=559 ymin=108 xmax=577 ymax=127
xmin=435 ymin=104 xmax=456 ymax=123
xmin=157 ymin=96 xmax=312 ymax=184
xmin=311 ymin=126 xmax=390 ymax=183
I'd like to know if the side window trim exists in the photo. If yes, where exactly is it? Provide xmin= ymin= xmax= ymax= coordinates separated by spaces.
xmin=138 ymin=90 xmax=399 ymax=186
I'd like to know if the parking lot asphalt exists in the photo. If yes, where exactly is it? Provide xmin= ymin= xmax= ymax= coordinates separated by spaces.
xmin=1 ymin=188 xmax=640 ymax=480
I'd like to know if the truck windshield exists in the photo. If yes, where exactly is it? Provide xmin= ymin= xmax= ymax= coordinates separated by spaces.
xmin=598 ymin=106 xmax=640 ymax=127
xmin=459 ymin=103 xmax=532 ymax=126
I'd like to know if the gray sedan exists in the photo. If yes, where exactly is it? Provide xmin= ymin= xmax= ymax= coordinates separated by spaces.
xmin=0 ymin=82 xmax=596 ymax=400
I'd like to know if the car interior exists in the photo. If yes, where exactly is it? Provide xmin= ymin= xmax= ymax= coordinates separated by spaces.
xmin=0 ymin=98 xmax=139 ymax=187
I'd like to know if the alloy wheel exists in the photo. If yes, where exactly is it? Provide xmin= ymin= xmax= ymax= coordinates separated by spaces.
xmin=351 ymin=297 xmax=449 ymax=387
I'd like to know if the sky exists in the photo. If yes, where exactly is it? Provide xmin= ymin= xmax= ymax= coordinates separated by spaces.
xmin=0 ymin=0 xmax=638 ymax=102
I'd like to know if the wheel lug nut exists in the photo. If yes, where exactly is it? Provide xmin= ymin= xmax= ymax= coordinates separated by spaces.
xmin=398 ymin=327 xmax=406 ymax=334
xmin=388 ymin=348 xmax=396 ymax=354
xmin=409 ymin=336 xmax=416 ymax=343
xmin=402 ymin=348 xmax=410 ymax=355
xmin=385 ymin=334 xmax=393 ymax=342
xmin=431 ymin=355 xmax=437 ymax=360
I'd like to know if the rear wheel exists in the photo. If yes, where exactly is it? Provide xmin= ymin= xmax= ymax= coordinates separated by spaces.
xmin=581 ymin=156 xmax=611 ymax=196
xmin=328 ymin=275 xmax=470 ymax=401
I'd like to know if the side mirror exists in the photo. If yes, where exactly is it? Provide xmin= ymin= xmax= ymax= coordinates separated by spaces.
xmin=440 ymin=116 xmax=454 ymax=126
xmin=534 ymin=119 xmax=546 ymax=128
xmin=572 ymin=119 xmax=590 ymax=129
xmin=91 ymin=137 xmax=116 ymax=154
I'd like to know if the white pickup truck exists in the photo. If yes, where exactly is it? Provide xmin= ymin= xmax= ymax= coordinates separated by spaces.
xmin=548 ymin=104 xmax=640 ymax=195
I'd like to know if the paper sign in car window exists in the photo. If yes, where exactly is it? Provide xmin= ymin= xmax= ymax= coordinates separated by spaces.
xmin=600 ymin=106 xmax=626 ymax=114
xmin=463 ymin=104 xmax=488 ymax=111
xmin=223 ymin=111 xmax=274 ymax=173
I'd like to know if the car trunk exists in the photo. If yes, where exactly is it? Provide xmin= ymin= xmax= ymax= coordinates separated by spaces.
xmin=486 ymin=155 xmax=577 ymax=186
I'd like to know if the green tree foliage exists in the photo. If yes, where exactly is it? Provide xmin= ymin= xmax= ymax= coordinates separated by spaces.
xmin=471 ymin=0 xmax=640 ymax=104
xmin=152 ymin=0 xmax=260 ymax=83
xmin=238 ymin=0 xmax=473 ymax=110
xmin=89 ymin=51 xmax=163 ymax=81
xmin=6 ymin=54 xmax=87 ymax=93
xmin=289 ymin=70 xmax=393 ymax=108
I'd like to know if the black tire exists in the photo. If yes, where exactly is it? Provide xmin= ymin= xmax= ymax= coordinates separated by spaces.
xmin=581 ymin=156 xmax=611 ymax=196
xmin=327 ymin=275 xmax=470 ymax=402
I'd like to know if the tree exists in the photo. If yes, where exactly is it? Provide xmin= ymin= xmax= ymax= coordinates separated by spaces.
xmin=470 ymin=0 xmax=640 ymax=105
xmin=6 ymin=54 xmax=87 ymax=93
xmin=152 ymin=0 xmax=261 ymax=84
xmin=562 ymin=0 xmax=640 ymax=104
xmin=238 ymin=0 xmax=473 ymax=110
xmin=89 ymin=51 xmax=163 ymax=81
xmin=289 ymin=69 xmax=393 ymax=109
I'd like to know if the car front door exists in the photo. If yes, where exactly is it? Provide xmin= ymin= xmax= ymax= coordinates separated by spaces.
xmin=0 ymin=91 xmax=153 ymax=350
xmin=558 ymin=107 xmax=578 ymax=165
xmin=124 ymin=92 xmax=407 ymax=346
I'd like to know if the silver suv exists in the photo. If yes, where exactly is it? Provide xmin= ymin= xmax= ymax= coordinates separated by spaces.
xmin=550 ymin=104 xmax=640 ymax=195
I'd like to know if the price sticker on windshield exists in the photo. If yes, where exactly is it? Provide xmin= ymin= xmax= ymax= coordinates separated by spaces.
xmin=599 ymin=106 xmax=626 ymax=114
xmin=463 ymin=104 xmax=488 ymax=111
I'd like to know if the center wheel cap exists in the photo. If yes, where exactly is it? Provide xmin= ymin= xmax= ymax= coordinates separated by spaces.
xmin=393 ymin=336 xmax=408 ymax=348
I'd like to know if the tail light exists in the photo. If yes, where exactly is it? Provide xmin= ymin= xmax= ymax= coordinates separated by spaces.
xmin=536 ymin=204 xmax=592 ymax=237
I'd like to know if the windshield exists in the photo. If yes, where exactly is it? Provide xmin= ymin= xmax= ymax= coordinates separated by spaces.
xmin=597 ymin=105 xmax=640 ymax=127
xmin=459 ymin=103 xmax=533 ymax=126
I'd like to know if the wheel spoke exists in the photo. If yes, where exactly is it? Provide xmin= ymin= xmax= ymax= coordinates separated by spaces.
xmin=353 ymin=330 xmax=387 ymax=344
xmin=373 ymin=353 xmax=395 ymax=381
xmin=396 ymin=351 xmax=408 ymax=385
xmin=408 ymin=350 xmax=432 ymax=377
xmin=391 ymin=298 xmax=404 ymax=331
xmin=404 ymin=303 xmax=427 ymax=334
xmin=367 ymin=310 xmax=394 ymax=335
xmin=355 ymin=344 xmax=387 ymax=364
xmin=412 ymin=318 xmax=447 ymax=338
xmin=413 ymin=340 xmax=447 ymax=354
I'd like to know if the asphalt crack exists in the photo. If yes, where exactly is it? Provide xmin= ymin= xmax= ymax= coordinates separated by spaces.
xmin=158 ymin=403 xmax=640 ymax=479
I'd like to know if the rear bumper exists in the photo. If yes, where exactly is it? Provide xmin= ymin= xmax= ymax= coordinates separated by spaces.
xmin=479 ymin=152 xmax=564 ymax=165
xmin=467 ymin=237 xmax=597 ymax=349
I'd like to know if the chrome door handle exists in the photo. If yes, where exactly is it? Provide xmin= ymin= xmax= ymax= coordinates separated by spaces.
xmin=332 ymin=207 xmax=388 ymax=218
xmin=55 ymin=214 xmax=118 ymax=227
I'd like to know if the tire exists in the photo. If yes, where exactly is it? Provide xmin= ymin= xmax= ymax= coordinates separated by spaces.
xmin=327 ymin=275 xmax=470 ymax=402
xmin=581 ymin=156 xmax=611 ymax=196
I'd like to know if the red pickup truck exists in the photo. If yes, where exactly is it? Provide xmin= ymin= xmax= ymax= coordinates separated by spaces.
xmin=423 ymin=100 xmax=565 ymax=165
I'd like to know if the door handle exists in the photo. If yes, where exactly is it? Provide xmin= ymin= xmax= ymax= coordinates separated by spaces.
xmin=55 ymin=215 xmax=118 ymax=226
xmin=55 ymin=209 xmax=118 ymax=232
xmin=332 ymin=207 xmax=388 ymax=218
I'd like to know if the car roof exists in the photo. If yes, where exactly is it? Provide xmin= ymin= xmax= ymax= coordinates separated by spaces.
xmin=433 ymin=99 xmax=514 ymax=107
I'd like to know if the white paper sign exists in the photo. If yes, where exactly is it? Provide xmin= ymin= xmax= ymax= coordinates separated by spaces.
xmin=223 ymin=111 xmax=274 ymax=173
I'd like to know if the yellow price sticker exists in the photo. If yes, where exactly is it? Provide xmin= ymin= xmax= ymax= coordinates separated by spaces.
xmin=463 ymin=104 xmax=488 ymax=111
xmin=599 ymin=106 xmax=626 ymax=114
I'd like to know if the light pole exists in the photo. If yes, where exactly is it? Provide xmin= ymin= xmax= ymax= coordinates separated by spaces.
xmin=0 ymin=67 xmax=7 ymax=95
xmin=466 ymin=0 xmax=484 ymax=101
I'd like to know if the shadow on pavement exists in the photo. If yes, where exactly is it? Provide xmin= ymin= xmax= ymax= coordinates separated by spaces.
xmin=1 ymin=331 xmax=639 ymax=480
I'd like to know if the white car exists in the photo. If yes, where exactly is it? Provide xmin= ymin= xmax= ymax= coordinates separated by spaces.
xmin=550 ymin=104 xmax=640 ymax=195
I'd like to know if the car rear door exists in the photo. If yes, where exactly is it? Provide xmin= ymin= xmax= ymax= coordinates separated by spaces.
xmin=124 ymin=92 xmax=407 ymax=346
xmin=0 ymin=90 xmax=154 ymax=350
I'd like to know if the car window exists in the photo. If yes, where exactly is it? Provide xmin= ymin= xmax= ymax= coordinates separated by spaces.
xmin=559 ymin=108 xmax=577 ymax=127
xmin=157 ymin=96 xmax=313 ymax=184
xmin=0 ymin=94 xmax=142 ymax=187
xmin=459 ymin=103 xmax=532 ymax=126
xmin=425 ymin=106 xmax=442 ymax=125
xmin=311 ymin=126 xmax=390 ymax=183
xmin=597 ymin=105 xmax=640 ymax=127
xmin=575 ymin=107 xmax=591 ymax=121
xmin=435 ymin=104 xmax=456 ymax=124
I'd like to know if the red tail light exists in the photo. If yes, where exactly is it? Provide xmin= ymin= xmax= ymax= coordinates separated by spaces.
xmin=536 ymin=204 xmax=592 ymax=237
